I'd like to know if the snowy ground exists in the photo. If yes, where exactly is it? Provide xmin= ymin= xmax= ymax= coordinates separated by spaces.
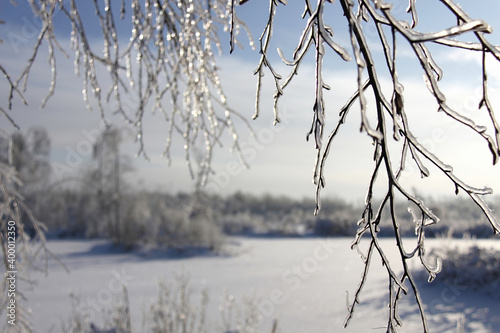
xmin=7 ymin=237 xmax=500 ymax=332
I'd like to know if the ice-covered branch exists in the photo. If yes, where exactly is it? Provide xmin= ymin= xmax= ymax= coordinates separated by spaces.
xmin=251 ymin=0 xmax=500 ymax=329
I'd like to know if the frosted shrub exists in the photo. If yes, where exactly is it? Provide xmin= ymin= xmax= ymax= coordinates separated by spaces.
xmin=145 ymin=275 xmax=209 ymax=333
xmin=313 ymin=217 xmax=354 ymax=237
xmin=62 ymin=289 xmax=130 ymax=333
xmin=64 ymin=273 xmax=269 ymax=333
xmin=119 ymin=192 xmax=225 ymax=252
xmin=144 ymin=276 xmax=267 ymax=333
xmin=219 ymin=212 xmax=266 ymax=236
xmin=421 ymin=244 xmax=500 ymax=298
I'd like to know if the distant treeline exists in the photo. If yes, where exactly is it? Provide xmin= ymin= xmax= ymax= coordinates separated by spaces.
xmin=6 ymin=127 xmax=498 ymax=251
xmin=32 ymin=189 xmax=500 ymax=249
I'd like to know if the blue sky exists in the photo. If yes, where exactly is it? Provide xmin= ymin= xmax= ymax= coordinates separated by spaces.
xmin=1 ymin=0 xmax=500 ymax=204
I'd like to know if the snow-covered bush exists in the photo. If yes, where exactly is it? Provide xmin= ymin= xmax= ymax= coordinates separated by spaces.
xmin=418 ymin=243 xmax=500 ymax=298
xmin=219 ymin=212 xmax=266 ymax=236
xmin=313 ymin=217 xmax=354 ymax=237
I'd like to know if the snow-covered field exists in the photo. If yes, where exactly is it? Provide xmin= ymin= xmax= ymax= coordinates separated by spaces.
xmin=10 ymin=237 xmax=500 ymax=332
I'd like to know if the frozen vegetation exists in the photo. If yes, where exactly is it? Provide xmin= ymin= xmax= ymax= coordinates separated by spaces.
xmin=418 ymin=240 xmax=500 ymax=298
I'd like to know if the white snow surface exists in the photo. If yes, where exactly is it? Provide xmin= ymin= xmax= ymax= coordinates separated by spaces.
xmin=8 ymin=237 xmax=500 ymax=332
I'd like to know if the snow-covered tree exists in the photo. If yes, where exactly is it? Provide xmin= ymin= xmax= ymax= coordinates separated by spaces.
xmin=0 ymin=127 xmax=52 ymax=332
xmin=92 ymin=127 xmax=134 ymax=244
xmin=1 ymin=128 xmax=52 ymax=226
xmin=1 ymin=0 xmax=500 ymax=331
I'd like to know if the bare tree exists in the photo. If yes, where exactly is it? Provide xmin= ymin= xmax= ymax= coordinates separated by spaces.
xmin=1 ymin=0 xmax=500 ymax=331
